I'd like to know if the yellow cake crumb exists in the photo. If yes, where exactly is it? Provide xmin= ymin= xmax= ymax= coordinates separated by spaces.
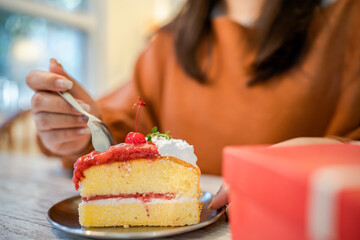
xmin=78 ymin=156 xmax=202 ymax=227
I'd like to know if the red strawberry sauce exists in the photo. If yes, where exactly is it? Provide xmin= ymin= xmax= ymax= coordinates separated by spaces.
xmin=73 ymin=143 xmax=160 ymax=190
xmin=82 ymin=192 xmax=176 ymax=203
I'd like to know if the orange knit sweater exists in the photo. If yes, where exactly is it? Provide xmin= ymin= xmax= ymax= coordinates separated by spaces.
xmin=41 ymin=0 xmax=360 ymax=175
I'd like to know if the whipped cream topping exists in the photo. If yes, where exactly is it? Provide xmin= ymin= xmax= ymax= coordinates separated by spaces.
xmin=151 ymin=136 xmax=198 ymax=167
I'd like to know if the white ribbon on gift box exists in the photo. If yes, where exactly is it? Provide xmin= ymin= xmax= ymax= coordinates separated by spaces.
xmin=308 ymin=165 xmax=360 ymax=240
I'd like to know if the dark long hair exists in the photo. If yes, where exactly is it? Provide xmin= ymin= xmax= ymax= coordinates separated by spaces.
xmin=164 ymin=0 xmax=322 ymax=86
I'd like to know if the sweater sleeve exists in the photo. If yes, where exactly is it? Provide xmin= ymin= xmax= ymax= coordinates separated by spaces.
xmin=342 ymin=0 xmax=360 ymax=140
xmin=325 ymin=0 xmax=360 ymax=140
xmin=339 ymin=0 xmax=360 ymax=140
xmin=97 ymin=31 xmax=171 ymax=143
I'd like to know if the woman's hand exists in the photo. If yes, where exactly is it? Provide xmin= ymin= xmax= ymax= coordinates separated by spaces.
xmin=26 ymin=59 xmax=99 ymax=156
xmin=271 ymin=137 xmax=345 ymax=147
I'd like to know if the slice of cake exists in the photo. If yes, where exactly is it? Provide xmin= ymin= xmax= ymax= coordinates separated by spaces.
xmin=72 ymin=131 xmax=201 ymax=227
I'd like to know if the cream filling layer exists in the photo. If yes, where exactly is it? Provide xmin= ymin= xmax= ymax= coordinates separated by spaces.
xmin=81 ymin=197 xmax=197 ymax=205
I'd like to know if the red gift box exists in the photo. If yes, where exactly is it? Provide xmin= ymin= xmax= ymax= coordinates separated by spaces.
xmin=223 ymin=144 xmax=360 ymax=240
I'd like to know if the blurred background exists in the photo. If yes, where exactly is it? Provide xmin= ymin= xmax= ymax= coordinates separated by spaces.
xmin=0 ymin=0 xmax=185 ymax=152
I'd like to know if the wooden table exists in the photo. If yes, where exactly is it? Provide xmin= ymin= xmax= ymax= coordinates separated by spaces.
xmin=0 ymin=152 xmax=230 ymax=239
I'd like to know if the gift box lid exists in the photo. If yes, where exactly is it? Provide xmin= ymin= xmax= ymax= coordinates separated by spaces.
xmin=223 ymin=144 xmax=360 ymax=238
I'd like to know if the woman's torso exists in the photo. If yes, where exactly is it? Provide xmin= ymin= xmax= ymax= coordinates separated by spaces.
xmin=152 ymin=0 xmax=360 ymax=174
xmin=98 ymin=0 xmax=360 ymax=175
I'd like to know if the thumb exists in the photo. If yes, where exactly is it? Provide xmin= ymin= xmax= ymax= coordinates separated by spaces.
xmin=49 ymin=58 xmax=75 ymax=81
xmin=49 ymin=58 xmax=84 ymax=96
xmin=48 ymin=58 xmax=97 ymax=115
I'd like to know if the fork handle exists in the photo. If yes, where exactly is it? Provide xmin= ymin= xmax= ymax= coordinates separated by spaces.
xmin=58 ymin=91 xmax=100 ymax=121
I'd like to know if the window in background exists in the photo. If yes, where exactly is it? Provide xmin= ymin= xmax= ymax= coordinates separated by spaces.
xmin=0 ymin=0 xmax=90 ymax=117
xmin=0 ymin=0 xmax=186 ymax=119
xmin=27 ymin=0 xmax=89 ymax=12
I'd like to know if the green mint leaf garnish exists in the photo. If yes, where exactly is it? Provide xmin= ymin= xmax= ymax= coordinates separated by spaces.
xmin=146 ymin=134 xmax=152 ymax=141
xmin=152 ymin=126 xmax=158 ymax=133
xmin=147 ymin=126 xmax=172 ymax=141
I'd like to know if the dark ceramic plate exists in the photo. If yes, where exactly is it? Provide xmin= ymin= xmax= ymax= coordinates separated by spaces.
xmin=47 ymin=192 xmax=225 ymax=239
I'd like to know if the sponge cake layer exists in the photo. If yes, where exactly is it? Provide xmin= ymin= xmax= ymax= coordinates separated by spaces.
xmin=80 ymin=157 xmax=201 ymax=198
xmin=79 ymin=198 xmax=200 ymax=227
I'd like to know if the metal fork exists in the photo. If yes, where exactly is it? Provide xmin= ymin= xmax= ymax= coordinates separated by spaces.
xmin=58 ymin=91 xmax=115 ymax=152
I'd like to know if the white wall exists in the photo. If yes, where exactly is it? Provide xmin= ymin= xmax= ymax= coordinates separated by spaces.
xmin=96 ymin=0 xmax=185 ymax=97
